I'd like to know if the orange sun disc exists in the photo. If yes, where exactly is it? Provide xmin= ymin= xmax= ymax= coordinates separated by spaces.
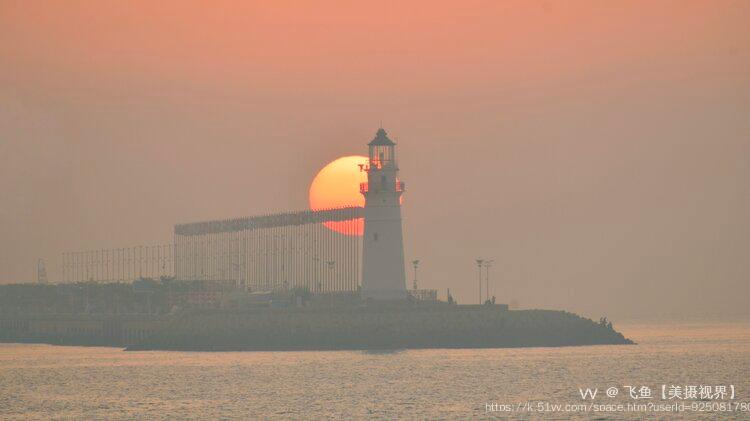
xmin=308 ymin=155 xmax=368 ymax=236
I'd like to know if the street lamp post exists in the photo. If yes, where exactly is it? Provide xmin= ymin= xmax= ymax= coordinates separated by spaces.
xmin=475 ymin=259 xmax=484 ymax=304
xmin=411 ymin=260 xmax=420 ymax=290
xmin=484 ymin=259 xmax=494 ymax=305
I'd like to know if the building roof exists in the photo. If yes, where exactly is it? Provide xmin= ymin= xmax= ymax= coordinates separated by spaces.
xmin=368 ymin=128 xmax=395 ymax=146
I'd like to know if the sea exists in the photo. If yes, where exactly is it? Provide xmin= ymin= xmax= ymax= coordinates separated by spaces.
xmin=1 ymin=318 xmax=748 ymax=419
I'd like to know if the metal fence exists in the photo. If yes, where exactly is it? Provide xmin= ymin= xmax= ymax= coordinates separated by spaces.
xmin=61 ymin=245 xmax=173 ymax=283
xmin=62 ymin=207 xmax=364 ymax=293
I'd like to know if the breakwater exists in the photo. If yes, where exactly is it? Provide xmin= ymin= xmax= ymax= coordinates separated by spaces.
xmin=131 ymin=304 xmax=632 ymax=351
xmin=1 ymin=304 xmax=632 ymax=351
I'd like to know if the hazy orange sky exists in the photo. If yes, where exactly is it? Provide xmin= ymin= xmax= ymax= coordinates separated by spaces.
xmin=1 ymin=1 xmax=748 ymax=318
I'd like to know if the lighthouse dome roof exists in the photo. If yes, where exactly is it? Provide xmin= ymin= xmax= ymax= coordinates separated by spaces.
xmin=368 ymin=128 xmax=395 ymax=146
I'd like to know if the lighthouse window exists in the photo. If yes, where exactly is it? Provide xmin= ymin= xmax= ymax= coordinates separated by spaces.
xmin=373 ymin=233 xmax=378 ymax=241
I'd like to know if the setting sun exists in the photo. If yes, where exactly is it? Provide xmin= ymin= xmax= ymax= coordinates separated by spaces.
xmin=308 ymin=155 xmax=368 ymax=236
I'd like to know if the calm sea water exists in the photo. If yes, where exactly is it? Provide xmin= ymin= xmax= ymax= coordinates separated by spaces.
xmin=1 ymin=319 xmax=748 ymax=419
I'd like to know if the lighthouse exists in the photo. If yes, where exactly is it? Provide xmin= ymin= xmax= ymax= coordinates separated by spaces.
xmin=360 ymin=128 xmax=407 ymax=300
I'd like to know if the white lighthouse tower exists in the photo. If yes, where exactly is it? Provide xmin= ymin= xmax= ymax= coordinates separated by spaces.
xmin=360 ymin=128 xmax=407 ymax=300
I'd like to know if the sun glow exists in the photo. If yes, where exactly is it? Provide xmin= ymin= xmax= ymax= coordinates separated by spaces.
xmin=308 ymin=155 xmax=368 ymax=236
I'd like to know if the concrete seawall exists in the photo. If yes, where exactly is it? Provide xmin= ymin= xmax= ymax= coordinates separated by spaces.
xmin=0 ymin=314 xmax=167 ymax=347
xmin=132 ymin=305 xmax=632 ymax=351
xmin=1 ymin=305 xmax=632 ymax=350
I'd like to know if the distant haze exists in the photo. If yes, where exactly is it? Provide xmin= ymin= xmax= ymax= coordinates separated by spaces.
xmin=1 ymin=1 xmax=748 ymax=318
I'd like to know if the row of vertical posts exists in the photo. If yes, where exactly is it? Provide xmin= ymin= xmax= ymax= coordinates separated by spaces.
xmin=61 ymin=207 xmax=363 ymax=293
xmin=61 ymin=245 xmax=173 ymax=283
xmin=173 ymin=207 xmax=362 ymax=293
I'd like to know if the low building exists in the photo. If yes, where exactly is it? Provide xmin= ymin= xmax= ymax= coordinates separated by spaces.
xmin=408 ymin=289 xmax=438 ymax=302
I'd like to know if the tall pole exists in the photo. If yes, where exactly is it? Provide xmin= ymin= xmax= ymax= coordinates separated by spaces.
xmin=411 ymin=260 xmax=420 ymax=290
xmin=484 ymin=259 xmax=494 ymax=304
xmin=487 ymin=262 xmax=490 ymax=302
xmin=484 ymin=259 xmax=495 ymax=300
xmin=475 ymin=259 xmax=484 ymax=304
